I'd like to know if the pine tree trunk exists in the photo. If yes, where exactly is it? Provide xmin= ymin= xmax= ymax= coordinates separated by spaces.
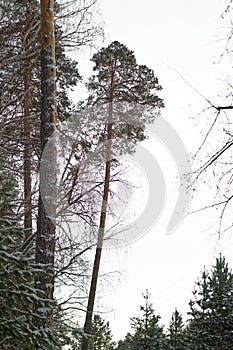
xmin=35 ymin=0 xmax=57 ymax=328
xmin=82 ymin=66 xmax=115 ymax=350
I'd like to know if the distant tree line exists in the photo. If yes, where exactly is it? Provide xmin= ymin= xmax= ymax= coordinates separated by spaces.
xmin=75 ymin=255 xmax=233 ymax=350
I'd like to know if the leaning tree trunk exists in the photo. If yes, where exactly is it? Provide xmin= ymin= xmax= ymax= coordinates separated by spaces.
xmin=82 ymin=65 xmax=115 ymax=350
xmin=35 ymin=0 xmax=57 ymax=328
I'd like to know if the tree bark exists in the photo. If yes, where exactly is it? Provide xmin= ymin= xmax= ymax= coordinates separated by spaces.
xmin=23 ymin=64 xmax=32 ymax=234
xmin=35 ymin=0 xmax=57 ymax=328
xmin=82 ymin=64 xmax=115 ymax=350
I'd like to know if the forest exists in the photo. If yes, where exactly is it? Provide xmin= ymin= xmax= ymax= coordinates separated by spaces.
xmin=0 ymin=0 xmax=233 ymax=349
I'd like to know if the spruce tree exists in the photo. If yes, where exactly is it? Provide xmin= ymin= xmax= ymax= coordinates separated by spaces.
xmin=186 ymin=256 xmax=233 ymax=349
xmin=131 ymin=291 xmax=167 ymax=350
xmin=117 ymin=291 xmax=167 ymax=350
xmin=186 ymin=267 xmax=211 ymax=349
xmin=167 ymin=308 xmax=185 ymax=349
xmin=208 ymin=255 xmax=233 ymax=349
xmin=117 ymin=333 xmax=135 ymax=350
xmin=91 ymin=314 xmax=115 ymax=350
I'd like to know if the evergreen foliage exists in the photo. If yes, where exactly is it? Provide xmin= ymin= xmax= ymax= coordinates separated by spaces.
xmin=87 ymin=40 xmax=164 ymax=155
xmin=116 ymin=257 xmax=233 ymax=350
xmin=186 ymin=256 xmax=233 ymax=349
xmin=186 ymin=268 xmax=211 ymax=349
xmin=117 ymin=291 xmax=167 ymax=350
xmin=90 ymin=314 xmax=116 ymax=350
xmin=167 ymin=309 xmax=185 ymax=349
xmin=88 ymin=41 xmax=164 ymax=106
xmin=0 ymin=174 xmax=60 ymax=349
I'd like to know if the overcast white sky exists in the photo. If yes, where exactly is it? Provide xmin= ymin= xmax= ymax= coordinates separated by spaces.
xmin=80 ymin=0 xmax=233 ymax=341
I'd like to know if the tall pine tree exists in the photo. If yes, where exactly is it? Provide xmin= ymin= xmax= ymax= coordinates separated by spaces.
xmin=82 ymin=41 xmax=164 ymax=350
